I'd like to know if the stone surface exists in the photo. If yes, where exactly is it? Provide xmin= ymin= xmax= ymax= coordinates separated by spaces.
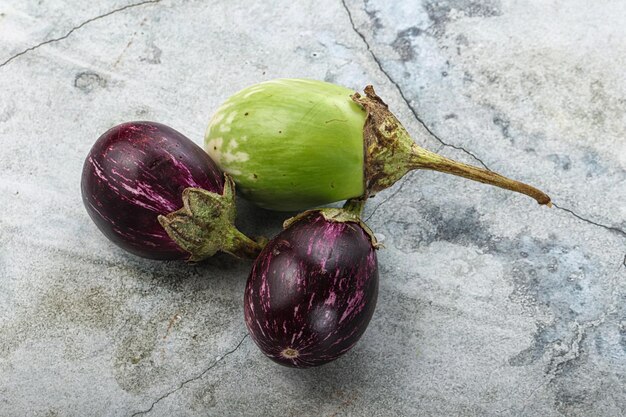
xmin=1 ymin=0 xmax=624 ymax=415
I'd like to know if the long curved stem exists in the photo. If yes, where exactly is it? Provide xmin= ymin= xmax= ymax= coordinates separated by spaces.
xmin=408 ymin=144 xmax=552 ymax=206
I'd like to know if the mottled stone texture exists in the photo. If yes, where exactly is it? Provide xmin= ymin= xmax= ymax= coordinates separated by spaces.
xmin=0 ymin=0 xmax=624 ymax=416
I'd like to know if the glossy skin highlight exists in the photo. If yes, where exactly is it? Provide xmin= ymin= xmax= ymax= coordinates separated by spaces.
xmin=244 ymin=212 xmax=378 ymax=367
xmin=81 ymin=121 xmax=224 ymax=259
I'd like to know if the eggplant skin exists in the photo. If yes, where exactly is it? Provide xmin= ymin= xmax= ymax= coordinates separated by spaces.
xmin=244 ymin=212 xmax=378 ymax=368
xmin=205 ymin=79 xmax=366 ymax=211
xmin=81 ymin=121 xmax=224 ymax=259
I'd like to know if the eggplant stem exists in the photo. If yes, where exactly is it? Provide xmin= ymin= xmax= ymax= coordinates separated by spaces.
xmin=343 ymin=197 xmax=367 ymax=217
xmin=223 ymin=228 xmax=265 ymax=260
xmin=408 ymin=144 xmax=552 ymax=206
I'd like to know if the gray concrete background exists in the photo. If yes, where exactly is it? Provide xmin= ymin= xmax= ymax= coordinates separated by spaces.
xmin=1 ymin=0 xmax=625 ymax=415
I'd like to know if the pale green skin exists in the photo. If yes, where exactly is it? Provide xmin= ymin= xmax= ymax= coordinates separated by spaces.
xmin=205 ymin=79 xmax=366 ymax=211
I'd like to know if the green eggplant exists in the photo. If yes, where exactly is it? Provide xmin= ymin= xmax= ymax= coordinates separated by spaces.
xmin=205 ymin=78 xmax=551 ymax=211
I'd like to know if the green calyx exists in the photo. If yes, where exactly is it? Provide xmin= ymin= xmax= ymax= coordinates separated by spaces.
xmin=158 ymin=175 xmax=265 ymax=261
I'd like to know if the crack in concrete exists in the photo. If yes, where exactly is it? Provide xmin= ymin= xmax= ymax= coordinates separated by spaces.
xmin=552 ymin=203 xmax=626 ymax=239
xmin=129 ymin=333 xmax=248 ymax=417
xmin=0 ymin=0 xmax=162 ymax=68
xmin=340 ymin=0 xmax=489 ymax=170
xmin=364 ymin=173 xmax=412 ymax=223
xmin=552 ymin=203 xmax=626 ymax=276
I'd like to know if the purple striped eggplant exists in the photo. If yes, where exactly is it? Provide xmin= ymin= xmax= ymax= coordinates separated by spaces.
xmin=81 ymin=121 xmax=263 ymax=261
xmin=244 ymin=201 xmax=379 ymax=367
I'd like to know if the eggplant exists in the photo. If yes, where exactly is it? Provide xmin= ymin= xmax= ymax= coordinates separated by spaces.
xmin=205 ymin=78 xmax=551 ymax=211
xmin=244 ymin=200 xmax=378 ymax=367
xmin=81 ymin=121 xmax=263 ymax=261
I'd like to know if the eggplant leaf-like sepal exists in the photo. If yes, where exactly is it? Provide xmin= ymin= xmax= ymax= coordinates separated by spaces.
xmin=158 ymin=174 xmax=264 ymax=261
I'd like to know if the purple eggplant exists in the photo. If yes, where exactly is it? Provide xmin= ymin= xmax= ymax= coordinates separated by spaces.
xmin=81 ymin=121 xmax=263 ymax=261
xmin=244 ymin=202 xmax=378 ymax=367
